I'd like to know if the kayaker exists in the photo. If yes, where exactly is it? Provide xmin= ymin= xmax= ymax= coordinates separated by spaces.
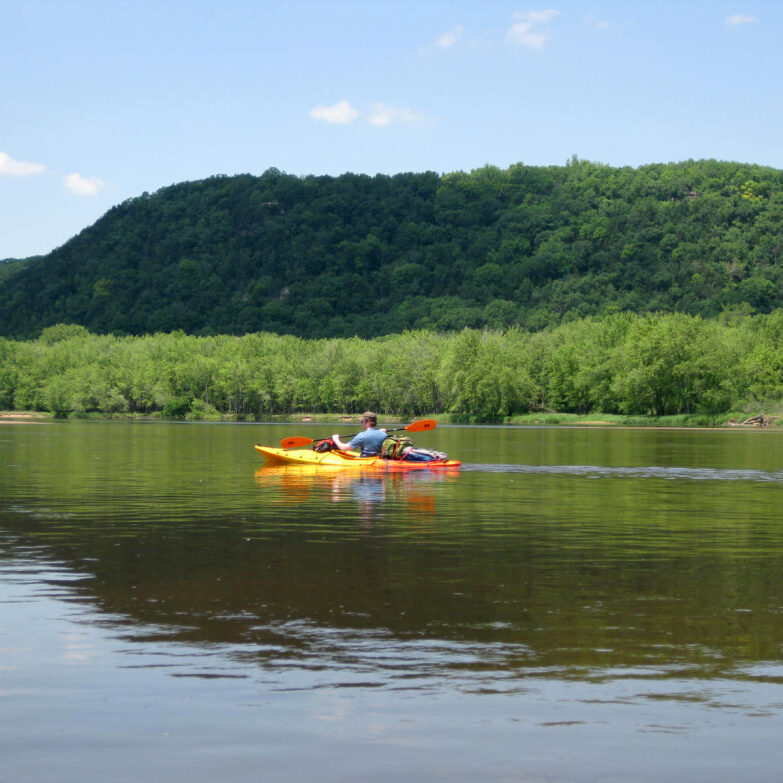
xmin=332 ymin=411 xmax=386 ymax=457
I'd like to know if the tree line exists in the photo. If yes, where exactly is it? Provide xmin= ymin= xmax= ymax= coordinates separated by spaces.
xmin=1 ymin=159 xmax=783 ymax=339
xmin=2 ymin=312 xmax=782 ymax=419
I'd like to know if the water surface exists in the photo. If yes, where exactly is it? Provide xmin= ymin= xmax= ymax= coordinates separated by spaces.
xmin=2 ymin=421 xmax=783 ymax=781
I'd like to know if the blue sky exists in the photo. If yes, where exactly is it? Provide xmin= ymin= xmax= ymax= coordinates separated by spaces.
xmin=1 ymin=0 xmax=781 ymax=259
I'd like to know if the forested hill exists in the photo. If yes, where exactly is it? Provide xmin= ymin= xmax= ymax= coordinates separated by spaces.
xmin=0 ymin=258 xmax=31 ymax=284
xmin=2 ymin=159 xmax=783 ymax=339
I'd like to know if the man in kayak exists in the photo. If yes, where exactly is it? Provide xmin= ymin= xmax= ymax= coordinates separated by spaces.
xmin=332 ymin=411 xmax=387 ymax=457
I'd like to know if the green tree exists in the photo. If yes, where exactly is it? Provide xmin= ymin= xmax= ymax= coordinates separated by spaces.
xmin=611 ymin=314 xmax=735 ymax=415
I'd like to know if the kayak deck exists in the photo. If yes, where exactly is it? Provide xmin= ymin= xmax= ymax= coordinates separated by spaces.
xmin=254 ymin=445 xmax=461 ymax=469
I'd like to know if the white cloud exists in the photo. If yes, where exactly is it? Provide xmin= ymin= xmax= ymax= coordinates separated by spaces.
xmin=308 ymin=100 xmax=424 ymax=128
xmin=507 ymin=9 xmax=560 ymax=48
xmin=309 ymin=100 xmax=360 ymax=124
xmin=63 ymin=172 xmax=107 ymax=196
xmin=0 ymin=151 xmax=46 ymax=176
xmin=368 ymin=103 xmax=424 ymax=127
xmin=726 ymin=13 xmax=758 ymax=25
xmin=436 ymin=25 xmax=465 ymax=48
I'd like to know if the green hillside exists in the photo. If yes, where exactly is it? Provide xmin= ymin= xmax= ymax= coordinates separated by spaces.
xmin=0 ymin=257 xmax=31 ymax=284
xmin=2 ymin=159 xmax=782 ymax=338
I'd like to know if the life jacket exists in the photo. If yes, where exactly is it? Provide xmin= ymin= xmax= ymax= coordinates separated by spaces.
xmin=381 ymin=434 xmax=413 ymax=460
xmin=313 ymin=438 xmax=336 ymax=453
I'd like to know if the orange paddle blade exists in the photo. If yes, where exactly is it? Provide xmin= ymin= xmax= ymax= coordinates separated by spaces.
xmin=405 ymin=419 xmax=437 ymax=432
xmin=280 ymin=436 xmax=314 ymax=449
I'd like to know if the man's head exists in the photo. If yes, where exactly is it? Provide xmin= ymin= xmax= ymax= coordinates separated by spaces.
xmin=360 ymin=411 xmax=377 ymax=428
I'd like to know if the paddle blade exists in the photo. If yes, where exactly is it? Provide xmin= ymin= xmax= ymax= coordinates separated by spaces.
xmin=280 ymin=436 xmax=313 ymax=449
xmin=405 ymin=418 xmax=437 ymax=433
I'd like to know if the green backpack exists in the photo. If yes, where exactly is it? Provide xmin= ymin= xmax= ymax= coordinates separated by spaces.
xmin=381 ymin=434 xmax=413 ymax=460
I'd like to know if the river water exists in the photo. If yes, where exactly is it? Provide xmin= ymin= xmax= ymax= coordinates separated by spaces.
xmin=2 ymin=420 xmax=783 ymax=781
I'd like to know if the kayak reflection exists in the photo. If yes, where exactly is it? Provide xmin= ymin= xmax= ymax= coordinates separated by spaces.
xmin=254 ymin=464 xmax=459 ymax=517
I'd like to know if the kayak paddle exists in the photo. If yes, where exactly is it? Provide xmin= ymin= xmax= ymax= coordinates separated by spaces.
xmin=280 ymin=418 xmax=437 ymax=449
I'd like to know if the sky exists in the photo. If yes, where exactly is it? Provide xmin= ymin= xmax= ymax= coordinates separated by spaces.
xmin=1 ymin=0 xmax=781 ymax=260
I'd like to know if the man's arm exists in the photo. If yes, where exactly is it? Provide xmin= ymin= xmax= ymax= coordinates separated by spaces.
xmin=332 ymin=433 xmax=355 ymax=451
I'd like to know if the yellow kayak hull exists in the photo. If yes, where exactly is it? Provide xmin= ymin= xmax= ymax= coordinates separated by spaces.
xmin=254 ymin=445 xmax=460 ymax=469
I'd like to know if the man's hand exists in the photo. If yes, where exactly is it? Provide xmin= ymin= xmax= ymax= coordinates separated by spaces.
xmin=332 ymin=434 xmax=349 ymax=450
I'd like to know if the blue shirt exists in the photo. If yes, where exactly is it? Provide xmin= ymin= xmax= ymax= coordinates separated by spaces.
xmin=348 ymin=428 xmax=386 ymax=456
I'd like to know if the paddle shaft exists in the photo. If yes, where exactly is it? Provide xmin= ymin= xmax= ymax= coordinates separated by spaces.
xmin=313 ymin=424 xmax=410 ymax=444
xmin=280 ymin=418 xmax=436 ymax=449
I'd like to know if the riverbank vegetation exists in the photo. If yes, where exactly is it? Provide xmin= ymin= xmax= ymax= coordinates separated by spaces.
xmin=2 ymin=312 xmax=783 ymax=423
xmin=2 ymin=159 xmax=783 ymax=339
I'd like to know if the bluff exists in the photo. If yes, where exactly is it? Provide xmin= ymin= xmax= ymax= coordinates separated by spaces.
xmin=1 ymin=159 xmax=782 ymax=339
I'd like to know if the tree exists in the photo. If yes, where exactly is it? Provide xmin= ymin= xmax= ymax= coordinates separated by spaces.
xmin=611 ymin=314 xmax=735 ymax=415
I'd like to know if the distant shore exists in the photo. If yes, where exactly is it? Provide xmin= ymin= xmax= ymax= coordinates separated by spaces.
xmin=0 ymin=411 xmax=49 ymax=421
xmin=2 ymin=410 xmax=781 ymax=429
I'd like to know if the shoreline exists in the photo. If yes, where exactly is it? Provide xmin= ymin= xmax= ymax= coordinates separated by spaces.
xmin=0 ymin=411 xmax=49 ymax=421
xmin=2 ymin=410 xmax=781 ymax=430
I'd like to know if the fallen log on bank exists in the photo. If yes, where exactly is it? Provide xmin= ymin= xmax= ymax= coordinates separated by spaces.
xmin=727 ymin=414 xmax=779 ymax=427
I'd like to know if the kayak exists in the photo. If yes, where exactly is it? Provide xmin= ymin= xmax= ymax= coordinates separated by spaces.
xmin=254 ymin=445 xmax=461 ymax=469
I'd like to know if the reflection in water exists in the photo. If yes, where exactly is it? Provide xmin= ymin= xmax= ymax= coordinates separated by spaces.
xmin=4 ymin=422 xmax=783 ymax=781
xmin=254 ymin=464 xmax=459 ymax=522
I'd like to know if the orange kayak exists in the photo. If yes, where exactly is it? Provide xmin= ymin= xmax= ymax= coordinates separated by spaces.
xmin=254 ymin=445 xmax=461 ymax=469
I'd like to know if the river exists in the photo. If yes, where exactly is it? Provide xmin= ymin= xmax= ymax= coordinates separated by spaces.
xmin=2 ymin=420 xmax=783 ymax=781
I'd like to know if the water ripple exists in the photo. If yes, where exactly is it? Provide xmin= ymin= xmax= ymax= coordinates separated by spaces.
xmin=461 ymin=463 xmax=783 ymax=483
